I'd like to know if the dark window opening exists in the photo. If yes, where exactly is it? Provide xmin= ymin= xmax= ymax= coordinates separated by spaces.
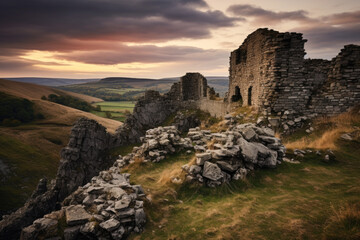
xmin=248 ymin=86 xmax=252 ymax=105
xmin=235 ymin=48 xmax=247 ymax=65
xmin=231 ymin=86 xmax=243 ymax=103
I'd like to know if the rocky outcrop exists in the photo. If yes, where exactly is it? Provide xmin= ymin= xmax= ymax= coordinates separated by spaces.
xmin=56 ymin=118 xmax=117 ymax=200
xmin=0 ymin=118 xmax=119 ymax=240
xmin=182 ymin=122 xmax=285 ymax=187
xmin=116 ymin=90 xmax=180 ymax=143
xmin=20 ymin=166 xmax=146 ymax=239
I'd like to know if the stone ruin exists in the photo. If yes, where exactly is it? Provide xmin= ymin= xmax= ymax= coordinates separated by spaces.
xmin=166 ymin=72 xmax=216 ymax=101
xmin=229 ymin=28 xmax=360 ymax=117
xmin=1 ymin=28 xmax=359 ymax=239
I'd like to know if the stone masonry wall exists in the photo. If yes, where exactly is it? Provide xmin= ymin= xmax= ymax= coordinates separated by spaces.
xmin=229 ymin=28 xmax=360 ymax=116
xmin=180 ymin=73 xmax=207 ymax=100
xmin=196 ymin=99 xmax=228 ymax=117
xmin=229 ymin=28 xmax=308 ymax=114
xmin=309 ymin=45 xmax=360 ymax=114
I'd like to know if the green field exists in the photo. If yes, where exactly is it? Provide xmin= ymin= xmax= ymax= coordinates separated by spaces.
xmin=91 ymin=101 xmax=136 ymax=122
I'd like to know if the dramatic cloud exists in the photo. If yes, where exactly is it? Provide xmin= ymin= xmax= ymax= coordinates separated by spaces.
xmin=322 ymin=10 xmax=360 ymax=25
xmin=227 ymin=4 xmax=311 ymax=25
xmin=0 ymin=0 xmax=237 ymax=52
xmin=227 ymin=4 xmax=360 ymax=59
xmin=54 ymin=44 xmax=229 ymax=65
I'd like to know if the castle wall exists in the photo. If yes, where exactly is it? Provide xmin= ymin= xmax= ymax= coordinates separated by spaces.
xmin=229 ymin=28 xmax=360 ymax=116
xmin=229 ymin=29 xmax=308 ymax=114
xmin=309 ymin=45 xmax=360 ymax=114
xmin=196 ymin=99 xmax=228 ymax=117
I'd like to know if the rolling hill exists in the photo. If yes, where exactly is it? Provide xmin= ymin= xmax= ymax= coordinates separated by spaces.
xmin=3 ymin=77 xmax=99 ymax=87
xmin=0 ymin=79 xmax=122 ymax=216
xmin=58 ymin=76 xmax=229 ymax=101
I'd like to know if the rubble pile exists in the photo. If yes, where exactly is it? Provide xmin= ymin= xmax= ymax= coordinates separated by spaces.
xmin=183 ymin=123 xmax=286 ymax=187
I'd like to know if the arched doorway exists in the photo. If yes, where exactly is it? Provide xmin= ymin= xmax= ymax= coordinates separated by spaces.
xmin=231 ymin=86 xmax=243 ymax=103
xmin=248 ymin=86 xmax=252 ymax=106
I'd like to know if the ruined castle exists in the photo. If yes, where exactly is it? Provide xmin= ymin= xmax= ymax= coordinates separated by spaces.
xmin=229 ymin=28 xmax=360 ymax=116
xmin=135 ymin=28 xmax=360 ymax=121
xmin=1 ymin=28 xmax=359 ymax=239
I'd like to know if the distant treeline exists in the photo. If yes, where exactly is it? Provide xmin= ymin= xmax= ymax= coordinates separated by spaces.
xmin=42 ymin=94 xmax=99 ymax=112
xmin=0 ymin=92 xmax=43 ymax=127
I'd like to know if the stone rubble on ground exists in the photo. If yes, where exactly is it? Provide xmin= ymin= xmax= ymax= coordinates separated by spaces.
xmin=21 ymin=161 xmax=146 ymax=240
xmin=116 ymin=126 xmax=193 ymax=165
xmin=182 ymin=116 xmax=286 ymax=187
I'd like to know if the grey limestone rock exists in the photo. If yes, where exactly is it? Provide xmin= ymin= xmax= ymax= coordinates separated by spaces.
xmin=202 ymin=161 xmax=223 ymax=181
xmin=99 ymin=218 xmax=120 ymax=232
xmin=65 ymin=205 xmax=91 ymax=226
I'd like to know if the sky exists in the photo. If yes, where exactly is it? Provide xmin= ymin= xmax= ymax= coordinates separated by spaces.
xmin=0 ymin=0 xmax=359 ymax=79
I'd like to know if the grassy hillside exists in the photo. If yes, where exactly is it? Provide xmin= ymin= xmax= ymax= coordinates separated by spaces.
xmin=0 ymin=79 xmax=123 ymax=216
xmin=0 ymin=128 xmax=65 ymax=215
xmin=125 ymin=140 xmax=360 ymax=239
xmin=0 ymin=78 xmax=102 ymax=102
xmin=4 ymin=77 xmax=99 ymax=87
xmin=120 ymin=109 xmax=360 ymax=240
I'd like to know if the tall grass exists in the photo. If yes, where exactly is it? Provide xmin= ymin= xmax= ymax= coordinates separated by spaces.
xmin=285 ymin=107 xmax=360 ymax=150
xmin=323 ymin=202 xmax=360 ymax=240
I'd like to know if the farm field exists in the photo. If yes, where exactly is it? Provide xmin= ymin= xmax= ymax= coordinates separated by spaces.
xmin=91 ymin=101 xmax=136 ymax=122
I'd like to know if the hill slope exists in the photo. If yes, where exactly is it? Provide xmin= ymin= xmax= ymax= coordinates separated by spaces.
xmin=0 ymin=78 xmax=102 ymax=102
xmin=3 ymin=77 xmax=99 ymax=87
xmin=0 ymin=80 xmax=122 ymax=215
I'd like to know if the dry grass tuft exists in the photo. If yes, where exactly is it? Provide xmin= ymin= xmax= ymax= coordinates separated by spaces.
xmin=187 ymin=156 xmax=196 ymax=166
xmin=157 ymin=168 xmax=185 ymax=186
xmin=285 ymin=108 xmax=360 ymax=150
xmin=122 ymin=157 xmax=144 ymax=172
xmin=323 ymin=202 xmax=360 ymax=240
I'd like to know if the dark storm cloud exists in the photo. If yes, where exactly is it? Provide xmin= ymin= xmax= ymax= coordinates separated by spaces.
xmin=0 ymin=0 xmax=238 ymax=52
xmin=301 ymin=24 xmax=360 ymax=50
xmin=55 ymin=45 xmax=228 ymax=65
xmin=227 ymin=4 xmax=360 ymax=58
xmin=227 ymin=4 xmax=311 ymax=24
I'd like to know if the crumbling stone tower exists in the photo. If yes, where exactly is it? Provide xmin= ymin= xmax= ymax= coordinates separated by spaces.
xmin=229 ymin=28 xmax=360 ymax=116
xmin=229 ymin=28 xmax=307 ymax=114
xmin=167 ymin=72 xmax=212 ymax=101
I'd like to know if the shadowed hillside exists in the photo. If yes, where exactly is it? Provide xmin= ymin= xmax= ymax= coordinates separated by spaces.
xmin=0 ymin=79 xmax=122 ymax=216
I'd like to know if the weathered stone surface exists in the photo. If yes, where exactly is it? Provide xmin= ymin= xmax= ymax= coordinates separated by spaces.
xmin=202 ymin=161 xmax=223 ymax=181
xmin=196 ymin=153 xmax=212 ymax=165
xmin=65 ymin=205 xmax=91 ymax=226
xmin=108 ymin=187 xmax=126 ymax=200
xmin=238 ymin=138 xmax=258 ymax=164
xmin=241 ymin=128 xmax=257 ymax=141
xmin=80 ymin=221 xmax=97 ymax=236
xmin=99 ymin=218 xmax=120 ymax=232
xmin=229 ymin=28 xmax=360 ymax=117
xmin=135 ymin=209 xmax=146 ymax=226
xmin=64 ymin=226 xmax=81 ymax=240
xmin=216 ymin=161 xmax=238 ymax=172
xmin=114 ymin=196 xmax=131 ymax=211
